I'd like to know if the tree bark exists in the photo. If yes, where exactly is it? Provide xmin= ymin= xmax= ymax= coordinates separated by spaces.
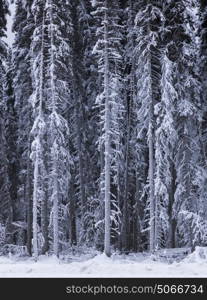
xmin=167 ymin=162 xmax=176 ymax=248
xmin=26 ymin=146 xmax=32 ymax=256
xmin=32 ymin=149 xmax=39 ymax=262
xmin=41 ymin=181 xmax=48 ymax=254
xmin=53 ymin=162 xmax=59 ymax=257
xmin=148 ymin=52 xmax=155 ymax=252
xmin=103 ymin=0 xmax=111 ymax=257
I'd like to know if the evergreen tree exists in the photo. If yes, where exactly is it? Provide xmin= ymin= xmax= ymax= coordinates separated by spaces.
xmin=4 ymin=51 xmax=18 ymax=244
xmin=175 ymin=0 xmax=204 ymax=249
xmin=12 ymin=0 xmax=34 ymax=253
xmin=92 ymin=0 xmax=123 ymax=256
xmin=30 ymin=0 xmax=47 ymax=260
xmin=134 ymin=0 xmax=163 ymax=252
xmin=155 ymin=53 xmax=178 ymax=248
xmin=46 ymin=0 xmax=72 ymax=257
xmin=0 ymin=0 xmax=11 ymax=243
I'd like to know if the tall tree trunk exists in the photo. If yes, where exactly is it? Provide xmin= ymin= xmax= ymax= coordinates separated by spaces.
xmin=53 ymin=161 xmax=59 ymax=257
xmin=68 ymin=177 xmax=77 ymax=246
xmin=134 ymin=171 xmax=141 ymax=252
xmin=97 ymin=143 xmax=105 ymax=251
xmin=40 ymin=11 xmax=48 ymax=255
xmin=49 ymin=0 xmax=59 ymax=257
xmin=41 ymin=179 xmax=48 ymax=254
xmin=32 ymin=150 xmax=39 ymax=262
xmin=26 ymin=144 xmax=32 ymax=256
xmin=122 ymin=96 xmax=130 ymax=252
xmin=72 ymin=7 xmax=86 ymax=236
xmin=74 ymin=90 xmax=86 ymax=238
xmin=103 ymin=0 xmax=111 ymax=257
xmin=167 ymin=162 xmax=176 ymax=248
xmin=148 ymin=53 xmax=155 ymax=252
xmin=117 ymin=155 xmax=122 ymax=251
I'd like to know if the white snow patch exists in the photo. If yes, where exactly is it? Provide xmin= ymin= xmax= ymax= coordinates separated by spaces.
xmin=0 ymin=250 xmax=207 ymax=278
xmin=183 ymin=247 xmax=207 ymax=263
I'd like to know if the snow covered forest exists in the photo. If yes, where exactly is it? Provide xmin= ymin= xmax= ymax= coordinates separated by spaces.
xmin=0 ymin=0 xmax=207 ymax=263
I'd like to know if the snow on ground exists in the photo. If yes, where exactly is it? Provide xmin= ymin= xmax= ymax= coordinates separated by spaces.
xmin=0 ymin=247 xmax=207 ymax=278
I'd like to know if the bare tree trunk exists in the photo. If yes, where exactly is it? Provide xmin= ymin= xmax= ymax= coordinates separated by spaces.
xmin=148 ymin=53 xmax=155 ymax=252
xmin=103 ymin=0 xmax=111 ymax=257
xmin=50 ymin=0 xmax=59 ymax=257
xmin=97 ymin=143 xmax=105 ymax=251
xmin=68 ymin=178 xmax=77 ymax=246
xmin=26 ymin=145 xmax=32 ymax=256
xmin=121 ymin=0 xmax=134 ymax=253
xmin=122 ymin=95 xmax=130 ymax=252
xmin=117 ymin=159 xmax=122 ymax=251
xmin=74 ymin=90 xmax=86 ymax=237
xmin=53 ymin=162 xmax=59 ymax=257
xmin=167 ymin=162 xmax=176 ymax=248
xmin=149 ymin=109 xmax=155 ymax=252
xmin=39 ymin=11 xmax=48 ymax=256
xmin=41 ymin=181 xmax=48 ymax=254
xmin=134 ymin=171 xmax=141 ymax=252
xmin=122 ymin=106 xmax=130 ymax=252
xmin=32 ymin=150 xmax=39 ymax=262
xmin=49 ymin=0 xmax=59 ymax=258
xmin=71 ymin=6 xmax=87 ymax=238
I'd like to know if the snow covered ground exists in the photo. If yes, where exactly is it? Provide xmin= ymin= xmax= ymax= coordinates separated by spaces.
xmin=0 ymin=247 xmax=207 ymax=278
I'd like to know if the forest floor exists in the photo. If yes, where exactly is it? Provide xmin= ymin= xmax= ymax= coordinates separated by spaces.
xmin=0 ymin=247 xmax=207 ymax=277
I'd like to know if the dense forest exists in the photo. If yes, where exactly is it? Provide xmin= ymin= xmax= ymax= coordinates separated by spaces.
xmin=0 ymin=0 xmax=206 ymax=260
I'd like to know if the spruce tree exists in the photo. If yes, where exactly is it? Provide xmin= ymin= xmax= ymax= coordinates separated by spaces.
xmin=134 ymin=0 xmax=163 ymax=252
xmin=46 ymin=0 xmax=72 ymax=257
xmin=12 ymin=0 xmax=34 ymax=253
xmin=92 ymin=0 xmax=123 ymax=256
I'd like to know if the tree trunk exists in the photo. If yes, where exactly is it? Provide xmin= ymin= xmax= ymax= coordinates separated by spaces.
xmin=26 ymin=147 xmax=32 ymax=256
xmin=49 ymin=0 xmax=59 ymax=258
xmin=97 ymin=143 xmax=105 ymax=251
xmin=32 ymin=151 xmax=39 ymax=261
xmin=40 ymin=12 xmax=48 ymax=255
xmin=103 ymin=0 xmax=111 ymax=257
xmin=74 ymin=92 xmax=86 ymax=237
xmin=68 ymin=179 xmax=77 ymax=246
xmin=122 ymin=95 xmax=130 ymax=252
xmin=53 ymin=164 xmax=59 ymax=257
xmin=117 ymin=158 xmax=122 ymax=251
xmin=134 ymin=171 xmax=141 ymax=252
xmin=167 ymin=162 xmax=176 ymax=248
xmin=149 ymin=58 xmax=155 ymax=252
xmin=41 ymin=183 xmax=48 ymax=254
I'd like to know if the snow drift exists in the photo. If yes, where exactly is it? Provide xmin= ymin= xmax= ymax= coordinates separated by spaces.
xmin=0 ymin=247 xmax=207 ymax=278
